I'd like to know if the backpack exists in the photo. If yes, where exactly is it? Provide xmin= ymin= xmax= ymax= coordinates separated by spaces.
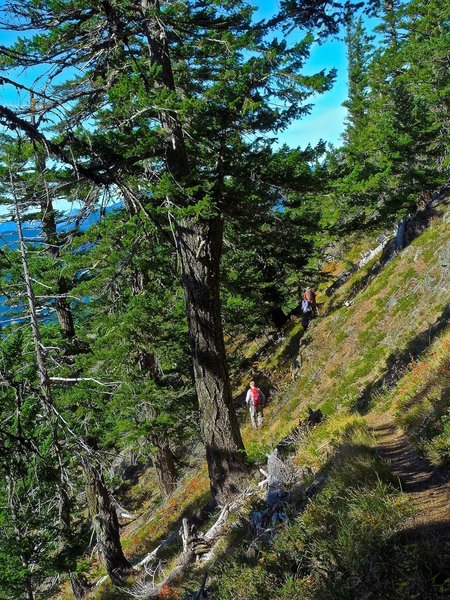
xmin=301 ymin=298 xmax=311 ymax=313
xmin=304 ymin=289 xmax=316 ymax=303
xmin=250 ymin=387 xmax=261 ymax=409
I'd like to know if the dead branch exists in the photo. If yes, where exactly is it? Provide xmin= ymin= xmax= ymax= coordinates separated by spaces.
xmin=49 ymin=376 xmax=121 ymax=386
xmin=125 ymin=494 xmax=247 ymax=598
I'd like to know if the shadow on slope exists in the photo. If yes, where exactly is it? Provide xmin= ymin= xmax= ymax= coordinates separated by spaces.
xmin=326 ymin=200 xmax=449 ymax=312
xmin=356 ymin=303 xmax=450 ymax=412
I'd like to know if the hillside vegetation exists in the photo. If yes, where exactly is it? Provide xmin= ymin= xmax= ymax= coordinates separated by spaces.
xmin=80 ymin=200 xmax=449 ymax=600
xmin=0 ymin=1 xmax=449 ymax=598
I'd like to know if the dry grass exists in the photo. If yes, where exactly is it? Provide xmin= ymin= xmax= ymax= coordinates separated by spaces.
xmin=77 ymin=204 xmax=450 ymax=598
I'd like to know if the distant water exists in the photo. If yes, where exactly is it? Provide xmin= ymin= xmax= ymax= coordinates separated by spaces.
xmin=0 ymin=205 xmax=121 ymax=327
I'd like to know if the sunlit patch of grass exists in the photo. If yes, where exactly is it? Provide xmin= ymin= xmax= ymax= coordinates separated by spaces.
xmin=391 ymin=291 xmax=420 ymax=316
xmin=357 ymin=328 xmax=385 ymax=347
xmin=127 ymin=467 xmax=161 ymax=512
xmin=390 ymin=328 xmax=450 ymax=465
xmin=245 ymin=439 xmax=273 ymax=463
xmin=335 ymin=329 xmax=347 ymax=343
xmin=293 ymin=412 xmax=372 ymax=471
xmin=425 ymin=407 xmax=450 ymax=465
xmin=212 ymin=418 xmax=415 ymax=600
xmin=122 ymin=463 xmax=211 ymax=557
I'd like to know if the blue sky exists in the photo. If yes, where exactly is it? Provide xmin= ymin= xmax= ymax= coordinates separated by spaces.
xmin=276 ymin=39 xmax=347 ymax=149
xmin=0 ymin=1 xmax=349 ymax=215
xmin=253 ymin=0 xmax=348 ymax=149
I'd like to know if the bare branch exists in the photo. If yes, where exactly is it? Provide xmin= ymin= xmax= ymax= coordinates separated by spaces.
xmin=49 ymin=377 xmax=122 ymax=387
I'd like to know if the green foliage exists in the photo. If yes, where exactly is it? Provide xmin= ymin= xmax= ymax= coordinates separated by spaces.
xmin=58 ymin=210 xmax=199 ymax=457
xmin=0 ymin=0 xmax=448 ymax=595
xmin=213 ymin=450 xmax=417 ymax=600
xmin=221 ymin=143 xmax=330 ymax=333
xmin=0 ymin=334 xmax=80 ymax=599
xmin=322 ymin=0 xmax=449 ymax=234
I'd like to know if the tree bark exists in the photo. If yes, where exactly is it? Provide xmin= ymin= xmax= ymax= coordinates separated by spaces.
xmin=176 ymin=217 xmax=247 ymax=501
xmin=153 ymin=440 xmax=177 ymax=498
xmin=55 ymin=276 xmax=77 ymax=340
xmin=82 ymin=454 xmax=130 ymax=584
xmin=139 ymin=1 xmax=248 ymax=501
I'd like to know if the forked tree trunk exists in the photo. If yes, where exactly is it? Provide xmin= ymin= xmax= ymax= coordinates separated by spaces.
xmin=176 ymin=217 xmax=247 ymax=501
xmin=82 ymin=455 xmax=130 ymax=584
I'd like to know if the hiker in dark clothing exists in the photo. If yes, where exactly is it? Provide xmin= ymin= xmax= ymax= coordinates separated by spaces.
xmin=301 ymin=295 xmax=313 ymax=330
xmin=246 ymin=380 xmax=265 ymax=428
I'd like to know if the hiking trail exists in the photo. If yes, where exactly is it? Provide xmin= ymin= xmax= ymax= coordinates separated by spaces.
xmin=366 ymin=412 xmax=450 ymax=541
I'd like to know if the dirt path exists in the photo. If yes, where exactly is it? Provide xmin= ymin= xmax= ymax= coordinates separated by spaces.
xmin=366 ymin=413 xmax=450 ymax=541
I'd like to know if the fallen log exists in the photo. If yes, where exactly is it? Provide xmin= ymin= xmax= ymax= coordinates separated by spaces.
xmin=266 ymin=449 xmax=289 ymax=507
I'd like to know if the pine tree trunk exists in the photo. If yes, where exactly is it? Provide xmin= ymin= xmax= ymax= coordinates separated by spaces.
xmin=176 ymin=217 xmax=247 ymax=501
xmin=141 ymin=1 xmax=247 ymax=501
xmin=55 ymin=276 xmax=76 ymax=340
xmin=153 ymin=440 xmax=178 ymax=498
xmin=82 ymin=456 xmax=130 ymax=584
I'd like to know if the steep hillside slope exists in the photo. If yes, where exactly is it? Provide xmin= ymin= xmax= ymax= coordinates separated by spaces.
xmin=76 ymin=201 xmax=449 ymax=600
xmin=202 ymin=204 xmax=450 ymax=600
xmin=256 ymin=201 xmax=449 ymax=440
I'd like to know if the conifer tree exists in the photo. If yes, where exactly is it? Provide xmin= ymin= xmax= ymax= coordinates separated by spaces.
xmin=325 ymin=0 xmax=448 ymax=231
xmin=0 ymin=0 xmax=334 ymax=500
xmin=0 ymin=143 xmax=132 ymax=586
xmin=343 ymin=15 xmax=373 ymax=146
xmin=221 ymin=143 xmax=327 ymax=332
xmin=64 ymin=212 xmax=197 ymax=499
xmin=398 ymin=0 xmax=450 ymax=173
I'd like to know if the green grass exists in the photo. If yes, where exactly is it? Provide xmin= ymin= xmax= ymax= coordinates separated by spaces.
xmin=391 ymin=327 xmax=450 ymax=465
xmin=210 ymin=417 xmax=425 ymax=600
xmin=79 ymin=204 xmax=450 ymax=599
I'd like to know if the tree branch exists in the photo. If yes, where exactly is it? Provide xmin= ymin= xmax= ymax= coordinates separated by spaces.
xmin=49 ymin=377 xmax=122 ymax=387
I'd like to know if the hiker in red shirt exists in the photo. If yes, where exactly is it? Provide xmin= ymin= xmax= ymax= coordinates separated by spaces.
xmin=303 ymin=287 xmax=318 ymax=317
xmin=245 ymin=380 xmax=265 ymax=429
